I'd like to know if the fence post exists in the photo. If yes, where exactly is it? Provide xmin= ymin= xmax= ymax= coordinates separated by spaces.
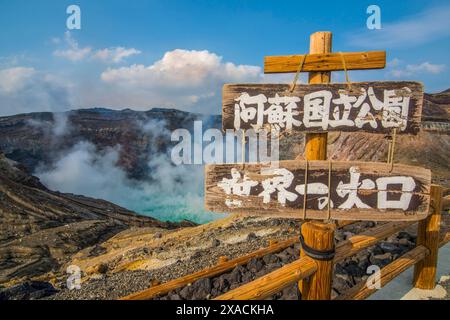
xmin=304 ymin=31 xmax=331 ymax=159
xmin=299 ymin=221 xmax=335 ymax=300
xmin=413 ymin=184 xmax=442 ymax=289
xmin=298 ymin=31 xmax=334 ymax=300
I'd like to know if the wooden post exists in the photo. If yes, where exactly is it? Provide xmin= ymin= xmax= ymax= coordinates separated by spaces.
xmin=299 ymin=31 xmax=335 ymax=300
xmin=413 ymin=184 xmax=443 ymax=289
xmin=299 ymin=221 xmax=335 ymax=300
xmin=305 ymin=31 xmax=331 ymax=161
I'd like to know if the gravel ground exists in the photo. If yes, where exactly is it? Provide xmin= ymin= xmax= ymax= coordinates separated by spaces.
xmin=43 ymin=221 xmax=417 ymax=300
xmin=46 ymin=228 xmax=299 ymax=300
xmin=154 ymin=225 xmax=416 ymax=300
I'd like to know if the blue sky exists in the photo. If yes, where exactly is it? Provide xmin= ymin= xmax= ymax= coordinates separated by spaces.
xmin=0 ymin=0 xmax=449 ymax=116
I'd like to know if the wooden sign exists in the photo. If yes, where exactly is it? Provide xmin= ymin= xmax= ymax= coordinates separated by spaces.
xmin=205 ymin=160 xmax=431 ymax=221
xmin=222 ymin=81 xmax=423 ymax=134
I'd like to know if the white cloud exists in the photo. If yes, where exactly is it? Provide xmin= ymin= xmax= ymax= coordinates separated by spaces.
xmin=349 ymin=4 xmax=450 ymax=48
xmin=388 ymin=60 xmax=446 ymax=78
xmin=93 ymin=47 xmax=141 ymax=63
xmin=98 ymin=49 xmax=261 ymax=113
xmin=404 ymin=62 xmax=446 ymax=74
xmin=53 ymin=32 xmax=140 ymax=63
xmin=0 ymin=54 xmax=31 ymax=68
xmin=0 ymin=48 xmax=263 ymax=116
xmin=0 ymin=67 xmax=35 ymax=93
xmin=53 ymin=31 xmax=92 ymax=61
xmin=0 ymin=66 xmax=72 ymax=116
xmin=101 ymin=49 xmax=260 ymax=87
xmin=54 ymin=46 xmax=92 ymax=62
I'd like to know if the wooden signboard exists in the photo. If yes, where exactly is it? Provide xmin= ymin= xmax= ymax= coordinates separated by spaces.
xmin=222 ymin=81 xmax=423 ymax=134
xmin=205 ymin=160 xmax=431 ymax=221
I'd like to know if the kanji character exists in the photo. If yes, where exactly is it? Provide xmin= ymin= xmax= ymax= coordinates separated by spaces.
xmin=329 ymin=87 xmax=381 ymax=129
xmin=218 ymin=168 xmax=258 ymax=196
xmin=353 ymin=88 xmax=378 ymax=129
xmin=264 ymin=94 xmax=302 ymax=130
xmin=234 ymin=93 xmax=267 ymax=130
xmin=376 ymin=176 xmax=415 ymax=210
xmin=295 ymin=182 xmax=334 ymax=209
xmin=303 ymin=90 xmax=332 ymax=130
xmin=367 ymin=87 xmax=411 ymax=131
xmin=259 ymin=168 xmax=298 ymax=205
xmin=336 ymin=166 xmax=375 ymax=209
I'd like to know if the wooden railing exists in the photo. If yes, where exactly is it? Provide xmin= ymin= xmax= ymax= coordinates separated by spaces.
xmin=120 ymin=237 xmax=299 ymax=300
xmin=214 ymin=184 xmax=446 ymax=300
xmin=334 ymin=221 xmax=414 ymax=263
xmin=212 ymin=220 xmax=418 ymax=300
xmin=120 ymin=220 xmax=374 ymax=300
xmin=214 ymin=256 xmax=316 ymax=300
xmin=121 ymin=185 xmax=448 ymax=300
xmin=334 ymin=245 xmax=429 ymax=300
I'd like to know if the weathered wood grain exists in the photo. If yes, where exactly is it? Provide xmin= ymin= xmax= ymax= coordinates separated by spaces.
xmin=264 ymin=50 xmax=386 ymax=73
xmin=223 ymin=81 xmax=423 ymax=134
xmin=305 ymin=31 xmax=331 ymax=160
xmin=300 ymin=33 xmax=333 ymax=299
xmin=300 ymin=222 xmax=335 ymax=300
xmin=205 ymin=160 xmax=431 ymax=221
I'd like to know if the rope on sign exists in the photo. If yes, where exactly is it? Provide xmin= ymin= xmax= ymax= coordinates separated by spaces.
xmin=302 ymin=160 xmax=309 ymax=220
xmin=339 ymin=52 xmax=363 ymax=95
xmin=386 ymin=128 xmax=397 ymax=172
xmin=241 ymin=129 xmax=246 ymax=169
xmin=327 ymin=159 xmax=332 ymax=220
xmin=339 ymin=52 xmax=351 ymax=90
xmin=289 ymin=54 xmax=308 ymax=93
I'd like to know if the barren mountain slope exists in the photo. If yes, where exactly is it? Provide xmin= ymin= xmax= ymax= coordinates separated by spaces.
xmin=0 ymin=152 xmax=193 ymax=286
xmin=0 ymin=108 xmax=219 ymax=180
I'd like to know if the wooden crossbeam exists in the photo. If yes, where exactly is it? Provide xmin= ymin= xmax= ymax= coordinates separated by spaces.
xmin=334 ymin=221 xmax=414 ymax=263
xmin=214 ymin=256 xmax=317 ymax=300
xmin=264 ymin=50 xmax=386 ymax=73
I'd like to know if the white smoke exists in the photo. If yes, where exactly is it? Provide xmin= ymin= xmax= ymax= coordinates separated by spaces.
xmin=34 ymin=119 xmax=225 ymax=224
xmin=26 ymin=111 xmax=71 ymax=138
xmin=52 ymin=112 xmax=71 ymax=137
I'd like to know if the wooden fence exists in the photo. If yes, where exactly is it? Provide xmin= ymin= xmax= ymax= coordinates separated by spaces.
xmin=121 ymin=185 xmax=448 ymax=301
xmin=214 ymin=184 xmax=446 ymax=300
